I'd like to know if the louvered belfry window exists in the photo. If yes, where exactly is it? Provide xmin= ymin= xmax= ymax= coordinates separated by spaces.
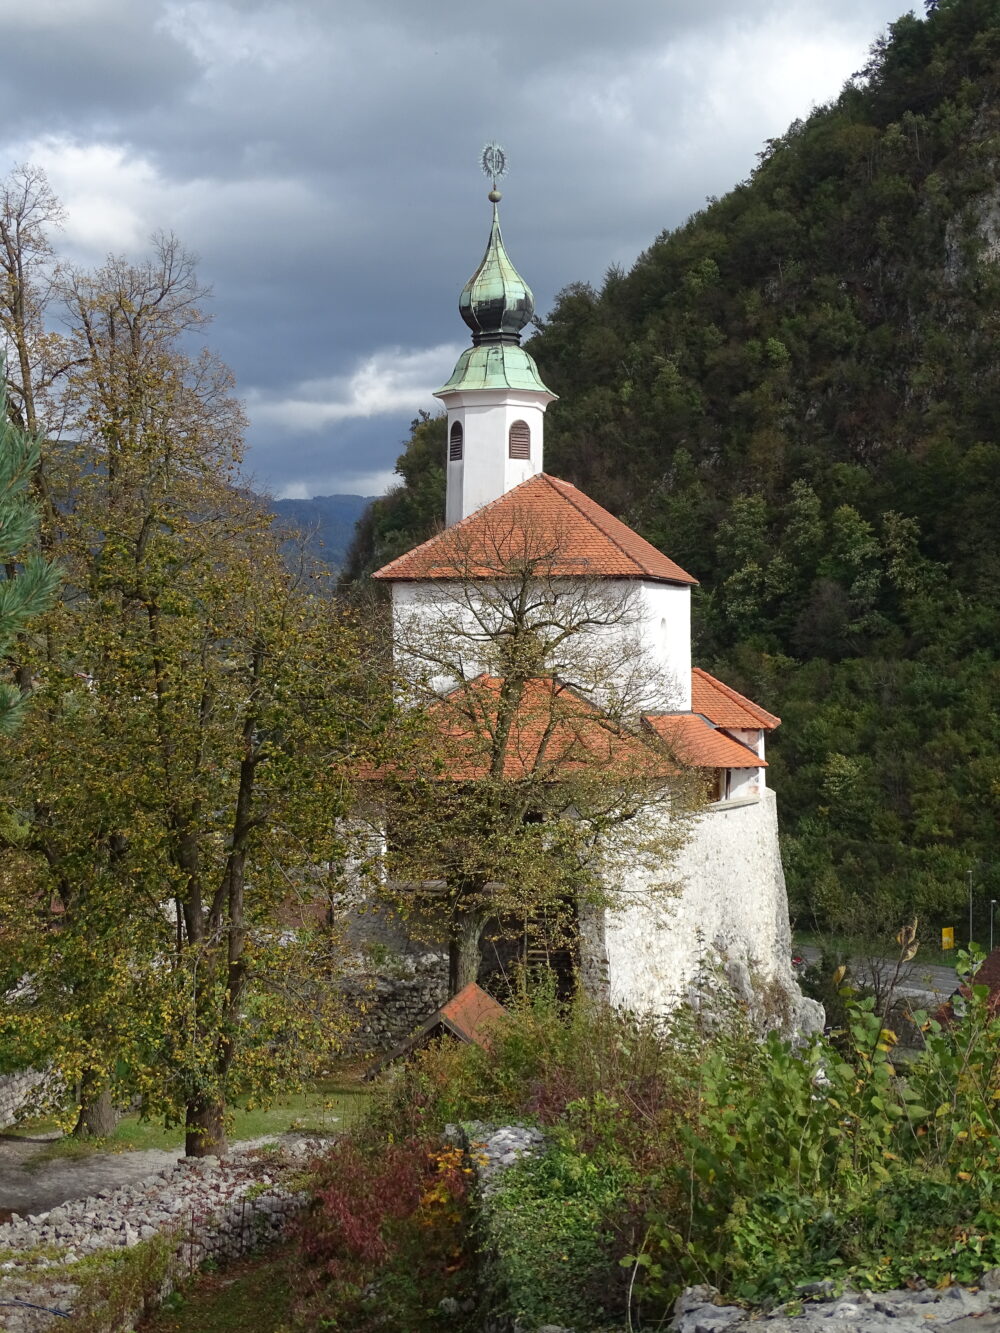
xmin=449 ymin=420 xmax=464 ymax=461
xmin=508 ymin=419 xmax=530 ymax=459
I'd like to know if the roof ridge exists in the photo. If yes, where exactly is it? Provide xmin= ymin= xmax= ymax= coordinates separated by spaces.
xmin=693 ymin=666 xmax=780 ymax=728
xmin=543 ymin=475 xmax=662 ymax=581
xmin=374 ymin=473 xmax=551 ymax=580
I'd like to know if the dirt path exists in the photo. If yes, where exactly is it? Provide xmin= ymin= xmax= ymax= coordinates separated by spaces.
xmin=0 ymin=1132 xmax=184 ymax=1216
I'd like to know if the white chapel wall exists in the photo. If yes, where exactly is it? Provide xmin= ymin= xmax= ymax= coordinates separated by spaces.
xmin=634 ymin=582 xmax=692 ymax=710
xmin=391 ymin=578 xmax=691 ymax=710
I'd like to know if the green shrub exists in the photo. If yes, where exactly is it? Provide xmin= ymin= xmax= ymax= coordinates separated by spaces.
xmin=485 ymin=1132 xmax=633 ymax=1330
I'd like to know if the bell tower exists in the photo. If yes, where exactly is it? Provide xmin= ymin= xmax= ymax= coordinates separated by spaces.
xmin=435 ymin=146 xmax=557 ymax=527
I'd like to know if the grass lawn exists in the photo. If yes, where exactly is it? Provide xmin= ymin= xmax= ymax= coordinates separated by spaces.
xmin=137 ymin=1247 xmax=294 ymax=1332
xmin=8 ymin=1074 xmax=370 ymax=1167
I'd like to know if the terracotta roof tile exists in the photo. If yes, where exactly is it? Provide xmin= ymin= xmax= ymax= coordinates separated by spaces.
xmin=370 ymin=673 xmax=770 ymax=783
xmin=643 ymin=713 xmax=765 ymax=769
xmin=372 ymin=473 xmax=697 ymax=585
xmin=691 ymin=667 xmax=781 ymax=731
xmin=418 ymin=674 xmax=673 ymax=781
xmin=438 ymin=983 xmax=509 ymax=1049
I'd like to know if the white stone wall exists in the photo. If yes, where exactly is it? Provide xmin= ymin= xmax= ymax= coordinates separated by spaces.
xmin=724 ymin=766 xmax=760 ymax=802
xmin=634 ymin=582 xmax=692 ymax=710
xmin=391 ymin=578 xmax=687 ymax=710
xmin=591 ymin=787 xmax=793 ymax=1015
xmin=724 ymin=727 xmax=766 ymax=790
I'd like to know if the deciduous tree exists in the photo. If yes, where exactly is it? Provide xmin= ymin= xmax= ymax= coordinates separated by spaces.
xmin=0 ymin=369 xmax=60 ymax=735
xmin=0 ymin=232 xmax=379 ymax=1153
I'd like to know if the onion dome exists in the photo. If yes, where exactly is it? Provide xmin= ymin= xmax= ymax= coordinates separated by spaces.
xmin=458 ymin=199 xmax=534 ymax=345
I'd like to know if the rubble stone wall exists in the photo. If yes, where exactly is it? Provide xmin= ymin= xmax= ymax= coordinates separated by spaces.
xmin=0 ymin=1069 xmax=47 ymax=1130
xmin=341 ymin=949 xmax=450 ymax=1052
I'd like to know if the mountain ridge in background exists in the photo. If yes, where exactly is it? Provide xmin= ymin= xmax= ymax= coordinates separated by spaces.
xmin=344 ymin=0 xmax=1000 ymax=933
xmin=270 ymin=493 xmax=376 ymax=568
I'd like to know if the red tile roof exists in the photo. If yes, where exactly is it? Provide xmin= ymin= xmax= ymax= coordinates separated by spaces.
xmin=692 ymin=667 xmax=781 ymax=731
xmin=643 ymin=713 xmax=765 ymax=769
xmin=372 ymin=473 xmax=698 ymax=585
xmin=417 ymin=674 xmax=673 ymax=781
xmin=368 ymin=671 xmax=773 ymax=783
xmin=438 ymin=983 xmax=508 ymax=1049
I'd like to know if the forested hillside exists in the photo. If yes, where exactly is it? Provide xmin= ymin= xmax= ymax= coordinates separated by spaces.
xmin=346 ymin=0 xmax=1000 ymax=934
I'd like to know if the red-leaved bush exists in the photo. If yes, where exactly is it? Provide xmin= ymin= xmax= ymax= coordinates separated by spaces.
xmin=293 ymin=1133 xmax=476 ymax=1330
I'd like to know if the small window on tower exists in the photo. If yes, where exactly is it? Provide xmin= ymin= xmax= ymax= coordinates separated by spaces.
xmin=508 ymin=419 xmax=530 ymax=459
xmin=449 ymin=421 xmax=464 ymax=461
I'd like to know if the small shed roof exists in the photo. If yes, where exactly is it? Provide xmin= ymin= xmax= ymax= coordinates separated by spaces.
xmin=437 ymin=983 xmax=509 ymax=1046
xmin=692 ymin=667 xmax=781 ymax=731
xmin=364 ymin=983 xmax=508 ymax=1078
xmin=643 ymin=713 xmax=766 ymax=768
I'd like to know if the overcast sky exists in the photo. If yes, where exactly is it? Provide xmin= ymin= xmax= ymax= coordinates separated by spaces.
xmin=0 ymin=0 xmax=912 ymax=499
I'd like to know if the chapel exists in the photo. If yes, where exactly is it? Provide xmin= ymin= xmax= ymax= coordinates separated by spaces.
xmin=372 ymin=181 xmax=801 ymax=1016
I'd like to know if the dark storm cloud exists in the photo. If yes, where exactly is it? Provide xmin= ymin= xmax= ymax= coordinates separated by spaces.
xmin=0 ymin=0 xmax=911 ymax=495
xmin=0 ymin=2 xmax=198 ymax=130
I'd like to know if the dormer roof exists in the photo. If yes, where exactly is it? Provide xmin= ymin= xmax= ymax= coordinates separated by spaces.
xmin=643 ymin=713 xmax=767 ymax=768
xmin=372 ymin=472 xmax=698 ymax=585
xmin=691 ymin=667 xmax=781 ymax=731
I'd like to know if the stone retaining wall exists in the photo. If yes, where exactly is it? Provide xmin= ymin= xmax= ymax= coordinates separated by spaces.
xmin=0 ymin=1071 xmax=47 ymax=1132
xmin=342 ymin=950 xmax=449 ymax=1052
xmin=0 ymin=1140 xmax=317 ymax=1331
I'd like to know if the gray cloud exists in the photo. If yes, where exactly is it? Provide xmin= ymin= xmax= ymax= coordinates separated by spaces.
xmin=0 ymin=0 xmax=912 ymax=495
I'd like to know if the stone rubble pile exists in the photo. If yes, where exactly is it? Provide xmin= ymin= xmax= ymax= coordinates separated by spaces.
xmin=447 ymin=1121 xmax=545 ymax=1194
xmin=0 ymin=1137 xmax=322 ymax=1331
xmin=671 ymin=1278 xmax=1000 ymax=1333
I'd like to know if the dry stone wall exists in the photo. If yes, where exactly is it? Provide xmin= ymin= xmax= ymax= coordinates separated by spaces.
xmin=0 ymin=1072 xmax=47 ymax=1132
xmin=671 ymin=1279 xmax=1000 ymax=1333
xmin=0 ymin=1140 xmax=315 ymax=1331
xmin=342 ymin=949 xmax=449 ymax=1052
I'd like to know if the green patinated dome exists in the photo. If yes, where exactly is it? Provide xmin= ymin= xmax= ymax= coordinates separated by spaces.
xmin=437 ymin=196 xmax=554 ymax=399
xmin=437 ymin=342 xmax=550 ymax=394
xmin=458 ymin=204 xmax=534 ymax=344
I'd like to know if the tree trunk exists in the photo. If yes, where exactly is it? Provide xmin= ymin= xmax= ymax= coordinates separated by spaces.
xmin=73 ymin=1082 xmax=119 ymax=1139
xmin=449 ymin=910 xmax=487 ymax=994
xmin=185 ymin=1096 xmax=227 ymax=1157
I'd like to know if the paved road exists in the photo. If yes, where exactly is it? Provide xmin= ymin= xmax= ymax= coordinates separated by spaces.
xmin=0 ymin=1133 xmax=182 ymax=1217
xmin=798 ymin=946 xmax=958 ymax=1001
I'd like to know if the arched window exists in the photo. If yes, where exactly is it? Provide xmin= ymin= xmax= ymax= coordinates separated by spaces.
xmin=449 ymin=421 xmax=464 ymax=461
xmin=508 ymin=419 xmax=530 ymax=460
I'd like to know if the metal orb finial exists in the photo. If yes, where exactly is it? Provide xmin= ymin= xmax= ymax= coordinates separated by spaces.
xmin=481 ymin=141 xmax=507 ymax=198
